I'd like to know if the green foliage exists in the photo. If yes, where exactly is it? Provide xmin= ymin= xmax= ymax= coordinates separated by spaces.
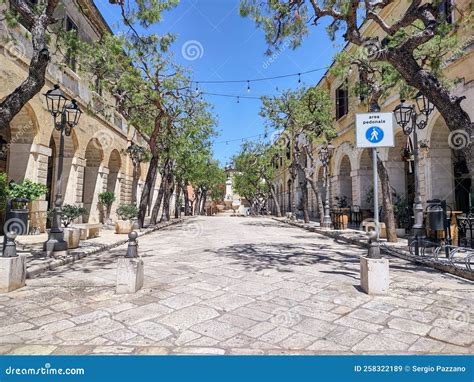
xmin=261 ymin=86 xmax=335 ymax=145
xmin=392 ymin=193 xmax=409 ymax=228
xmin=116 ymin=204 xmax=139 ymax=221
xmin=98 ymin=192 xmax=116 ymax=207
xmin=56 ymin=204 xmax=87 ymax=228
xmin=232 ymin=141 xmax=279 ymax=205
xmin=7 ymin=179 xmax=47 ymax=202
xmin=241 ymin=1 xmax=473 ymax=109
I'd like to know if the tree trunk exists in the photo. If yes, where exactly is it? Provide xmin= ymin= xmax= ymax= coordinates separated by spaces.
xmin=200 ymin=191 xmax=207 ymax=215
xmin=387 ymin=51 xmax=472 ymax=140
xmin=194 ymin=191 xmax=201 ymax=216
xmin=0 ymin=1 xmax=59 ymax=130
xmin=307 ymin=178 xmax=325 ymax=224
xmin=138 ymin=153 xmax=159 ymax=228
xmin=377 ymin=158 xmax=398 ymax=242
xmin=183 ymin=181 xmax=190 ymax=216
xmin=268 ymin=183 xmax=282 ymax=217
xmin=146 ymin=174 xmax=157 ymax=216
xmin=150 ymin=173 xmax=166 ymax=225
xmin=160 ymin=173 xmax=174 ymax=222
xmin=174 ymin=183 xmax=182 ymax=219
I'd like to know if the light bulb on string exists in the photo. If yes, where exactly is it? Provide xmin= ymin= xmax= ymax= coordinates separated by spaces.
xmin=298 ymin=73 xmax=301 ymax=84
xmin=195 ymin=82 xmax=199 ymax=95
xmin=247 ymin=80 xmax=250 ymax=92
xmin=237 ymin=96 xmax=240 ymax=104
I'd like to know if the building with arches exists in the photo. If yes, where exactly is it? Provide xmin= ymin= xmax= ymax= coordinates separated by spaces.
xmin=0 ymin=1 xmax=162 ymax=232
xmin=269 ymin=0 xmax=473 ymax=224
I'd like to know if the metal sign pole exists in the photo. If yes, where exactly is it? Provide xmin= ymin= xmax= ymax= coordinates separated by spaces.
xmin=373 ymin=148 xmax=379 ymax=240
xmin=368 ymin=148 xmax=381 ymax=258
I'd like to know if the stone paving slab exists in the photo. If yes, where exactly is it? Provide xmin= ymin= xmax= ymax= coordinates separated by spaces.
xmin=13 ymin=218 xmax=186 ymax=278
xmin=275 ymin=218 xmax=474 ymax=281
xmin=0 ymin=215 xmax=473 ymax=355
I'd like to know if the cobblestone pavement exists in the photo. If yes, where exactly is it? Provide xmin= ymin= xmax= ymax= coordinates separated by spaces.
xmin=1 ymin=215 xmax=473 ymax=355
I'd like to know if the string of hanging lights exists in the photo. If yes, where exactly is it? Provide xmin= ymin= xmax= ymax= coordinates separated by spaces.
xmin=191 ymin=66 xmax=329 ymax=101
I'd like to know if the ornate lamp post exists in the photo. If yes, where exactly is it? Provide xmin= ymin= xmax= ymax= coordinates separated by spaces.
xmin=43 ymin=85 xmax=82 ymax=254
xmin=393 ymin=92 xmax=435 ymax=240
xmin=124 ymin=142 xmax=146 ymax=204
xmin=319 ymin=143 xmax=334 ymax=228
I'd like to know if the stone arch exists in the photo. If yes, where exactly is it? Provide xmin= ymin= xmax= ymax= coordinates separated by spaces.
xmin=332 ymin=142 xmax=357 ymax=176
xmin=83 ymin=138 xmax=104 ymax=222
xmin=426 ymin=116 xmax=457 ymax=208
xmin=358 ymin=149 xmax=374 ymax=209
xmin=386 ymin=130 xmax=411 ymax=203
xmin=338 ymin=155 xmax=353 ymax=206
xmin=2 ymin=104 xmax=39 ymax=182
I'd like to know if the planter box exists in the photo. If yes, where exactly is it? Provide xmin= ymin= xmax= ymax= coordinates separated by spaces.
xmin=115 ymin=219 xmax=134 ymax=234
xmin=63 ymin=227 xmax=81 ymax=249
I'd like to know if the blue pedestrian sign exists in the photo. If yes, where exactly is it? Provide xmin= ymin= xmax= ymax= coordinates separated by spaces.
xmin=365 ymin=126 xmax=384 ymax=143
xmin=356 ymin=112 xmax=394 ymax=148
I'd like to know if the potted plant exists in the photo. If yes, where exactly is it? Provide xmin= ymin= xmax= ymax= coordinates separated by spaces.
xmin=63 ymin=204 xmax=87 ymax=248
xmin=47 ymin=204 xmax=87 ymax=248
xmin=98 ymin=191 xmax=115 ymax=224
xmin=334 ymin=195 xmax=350 ymax=229
xmin=7 ymin=179 xmax=47 ymax=235
xmin=115 ymin=204 xmax=138 ymax=234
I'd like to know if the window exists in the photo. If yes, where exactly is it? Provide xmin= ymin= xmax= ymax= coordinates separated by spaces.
xmin=65 ymin=16 xmax=78 ymax=72
xmin=335 ymin=84 xmax=348 ymax=120
xmin=439 ymin=0 xmax=453 ymax=24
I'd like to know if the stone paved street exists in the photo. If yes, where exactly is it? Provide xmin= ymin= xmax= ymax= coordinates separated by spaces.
xmin=1 ymin=215 xmax=473 ymax=355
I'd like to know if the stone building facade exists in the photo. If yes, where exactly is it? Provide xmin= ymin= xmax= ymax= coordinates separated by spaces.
xmin=269 ymin=0 xmax=474 ymax=220
xmin=0 ymin=0 xmax=161 ymax=231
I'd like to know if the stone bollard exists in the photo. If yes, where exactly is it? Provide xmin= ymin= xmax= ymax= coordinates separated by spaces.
xmin=360 ymin=230 xmax=389 ymax=295
xmin=0 ymin=232 xmax=27 ymax=292
xmin=116 ymin=231 xmax=144 ymax=294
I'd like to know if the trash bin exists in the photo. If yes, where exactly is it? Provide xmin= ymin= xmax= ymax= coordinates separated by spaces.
xmin=4 ymin=198 xmax=29 ymax=235
xmin=426 ymin=199 xmax=445 ymax=231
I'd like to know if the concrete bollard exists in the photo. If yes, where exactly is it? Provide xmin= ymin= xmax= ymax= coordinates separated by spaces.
xmin=0 ymin=232 xmax=27 ymax=292
xmin=360 ymin=230 xmax=389 ymax=295
xmin=116 ymin=231 xmax=144 ymax=294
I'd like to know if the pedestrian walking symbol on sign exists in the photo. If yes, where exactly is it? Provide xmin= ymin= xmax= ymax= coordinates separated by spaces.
xmin=365 ymin=126 xmax=384 ymax=143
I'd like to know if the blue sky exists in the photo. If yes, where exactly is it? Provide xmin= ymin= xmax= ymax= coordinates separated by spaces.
xmin=94 ymin=0 xmax=343 ymax=165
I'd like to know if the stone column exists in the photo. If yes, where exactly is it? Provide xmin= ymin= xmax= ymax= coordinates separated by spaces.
xmin=29 ymin=144 xmax=52 ymax=233
xmin=72 ymin=157 xmax=86 ymax=205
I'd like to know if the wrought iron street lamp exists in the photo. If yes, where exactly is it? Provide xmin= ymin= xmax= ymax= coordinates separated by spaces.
xmin=43 ymin=85 xmax=82 ymax=254
xmin=393 ymin=92 xmax=434 ymax=242
xmin=124 ymin=142 xmax=146 ymax=204
xmin=319 ymin=143 xmax=334 ymax=228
